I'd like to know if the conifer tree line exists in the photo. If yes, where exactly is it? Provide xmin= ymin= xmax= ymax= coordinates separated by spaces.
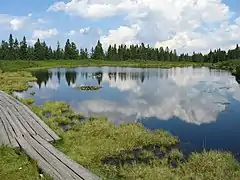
xmin=0 ymin=34 xmax=240 ymax=62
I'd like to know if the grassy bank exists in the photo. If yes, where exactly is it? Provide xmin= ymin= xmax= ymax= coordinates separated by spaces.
xmin=211 ymin=59 xmax=240 ymax=75
xmin=0 ymin=60 xmax=210 ymax=72
xmin=20 ymin=100 xmax=240 ymax=180
xmin=0 ymin=71 xmax=36 ymax=94
xmin=0 ymin=146 xmax=49 ymax=180
xmin=1 ymin=60 xmax=240 ymax=179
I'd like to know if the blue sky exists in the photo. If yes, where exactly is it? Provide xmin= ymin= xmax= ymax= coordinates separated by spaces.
xmin=0 ymin=0 xmax=240 ymax=53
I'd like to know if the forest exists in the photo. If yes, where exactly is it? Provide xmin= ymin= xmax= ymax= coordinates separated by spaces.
xmin=0 ymin=34 xmax=240 ymax=63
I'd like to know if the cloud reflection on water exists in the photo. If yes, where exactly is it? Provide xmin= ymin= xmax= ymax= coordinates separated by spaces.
xmin=73 ymin=67 xmax=239 ymax=125
xmin=14 ymin=67 xmax=240 ymax=125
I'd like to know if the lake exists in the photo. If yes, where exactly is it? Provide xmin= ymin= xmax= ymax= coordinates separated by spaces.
xmin=15 ymin=66 xmax=240 ymax=157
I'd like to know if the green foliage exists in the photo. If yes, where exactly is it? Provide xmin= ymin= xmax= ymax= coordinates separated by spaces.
xmin=27 ymin=100 xmax=240 ymax=179
xmin=176 ymin=151 xmax=240 ymax=180
xmin=0 ymin=33 xmax=240 ymax=63
xmin=19 ymin=98 xmax=35 ymax=105
xmin=0 ymin=71 xmax=36 ymax=94
xmin=29 ymin=101 xmax=84 ymax=134
xmin=0 ymin=146 xmax=50 ymax=180
xmin=75 ymin=85 xmax=103 ymax=91
xmin=91 ymin=40 xmax=105 ymax=60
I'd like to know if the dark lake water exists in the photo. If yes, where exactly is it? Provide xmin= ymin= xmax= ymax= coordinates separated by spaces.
xmin=14 ymin=66 xmax=240 ymax=157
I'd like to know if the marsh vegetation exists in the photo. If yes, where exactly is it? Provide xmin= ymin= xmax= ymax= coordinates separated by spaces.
xmin=21 ymin=100 xmax=240 ymax=180
xmin=0 ymin=146 xmax=50 ymax=180
xmin=75 ymin=85 xmax=103 ymax=91
xmin=0 ymin=38 xmax=240 ymax=179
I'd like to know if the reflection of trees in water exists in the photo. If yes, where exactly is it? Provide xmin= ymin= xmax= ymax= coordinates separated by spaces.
xmin=65 ymin=71 xmax=77 ymax=86
xmin=57 ymin=71 xmax=61 ymax=84
xmin=108 ymin=72 xmax=117 ymax=81
xmin=94 ymin=71 xmax=103 ymax=85
xmin=32 ymin=71 xmax=53 ymax=89
xmin=77 ymin=71 xmax=149 ymax=84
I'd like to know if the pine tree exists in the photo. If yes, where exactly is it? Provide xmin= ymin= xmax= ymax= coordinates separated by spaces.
xmin=64 ymin=39 xmax=72 ymax=59
xmin=20 ymin=36 xmax=28 ymax=60
xmin=92 ymin=40 xmax=105 ymax=60
xmin=13 ymin=38 xmax=19 ymax=59
xmin=0 ymin=41 xmax=9 ymax=60
xmin=55 ymin=41 xmax=62 ymax=60
xmin=70 ymin=42 xmax=79 ymax=59
xmin=6 ymin=34 xmax=14 ymax=60
xmin=34 ymin=39 xmax=45 ymax=60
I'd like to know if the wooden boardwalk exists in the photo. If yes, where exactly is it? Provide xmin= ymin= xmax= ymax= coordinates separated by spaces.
xmin=0 ymin=90 xmax=99 ymax=180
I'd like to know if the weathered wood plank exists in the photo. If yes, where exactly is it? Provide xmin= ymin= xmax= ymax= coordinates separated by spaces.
xmin=16 ymin=136 xmax=63 ymax=180
xmin=0 ymin=94 xmax=11 ymax=107
xmin=0 ymin=116 xmax=10 ymax=146
xmin=0 ymin=92 xmax=56 ymax=142
xmin=15 ymin=105 xmax=54 ymax=141
xmin=0 ymin=91 xmax=60 ymax=141
xmin=35 ymin=135 xmax=99 ymax=180
xmin=21 ymin=106 xmax=60 ymax=141
xmin=0 ymin=108 xmax=19 ymax=148
xmin=0 ymin=90 xmax=100 ymax=180
xmin=23 ymin=134 xmax=74 ymax=180
xmin=33 ymin=135 xmax=83 ymax=180
xmin=9 ymin=105 xmax=36 ymax=135
xmin=0 ymin=94 xmax=54 ymax=141
xmin=6 ymin=106 xmax=29 ymax=136
xmin=0 ymin=105 xmax=22 ymax=137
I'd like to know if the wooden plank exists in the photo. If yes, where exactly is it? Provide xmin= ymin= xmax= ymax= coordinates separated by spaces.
xmin=0 ymin=108 xmax=19 ymax=148
xmin=0 ymin=92 xmax=57 ymax=142
xmin=33 ymin=135 xmax=84 ymax=180
xmin=0 ymin=94 xmax=11 ymax=107
xmin=0 ymin=117 xmax=10 ymax=146
xmin=23 ymin=134 xmax=74 ymax=180
xmin=0 ymin=105 xmax=22 ymax=137
xmin=6 ymin=106 xmax=28 ymax=136
xmin=0 ymin=91 xmax=60 ymax=141
xmin=9 ymin=105 xmax=36 ymax=135
xmin=20 ymin=105 xmax=60 ymax=141
xmin=15 ymin=105 xmax=54 ymax=141
xmin=16 ymin=136 xmax=63 ymax=180
xmin=35 ymin=135 xmax=100 ymax=180
xmin=0 ymin=94 xmax=53 ymax=141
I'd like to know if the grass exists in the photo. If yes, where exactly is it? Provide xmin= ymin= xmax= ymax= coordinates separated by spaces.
xmin=211 ymin=59 xmax=240 ymax=75
xmin=30 ymin=101 xmax=84 ymax=134
xmin=0 ymin=146 xmax=50 ymax=180
xmin=22 ymin=100 xmax=240 ymax=179
xmin=0 ymin=60 xmax=211 ymax=72
xmin=75 ymin=85 xmax=103 ymax=91
xmin=1 ymin=59 xmax=240 ymax=179
xmin=0 ymin=71 xmax=36 ymax=94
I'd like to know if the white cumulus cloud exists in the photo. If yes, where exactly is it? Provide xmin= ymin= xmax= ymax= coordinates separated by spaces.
xmin=48 ymin=0 xmax=240 ymax=53
xmin=0 ymin=14 xmax=30 ymax=31
xmin=79 ymin=27 xmax=91 ymax=34
xmin=32 ymin=28 xmax=58 ymax=39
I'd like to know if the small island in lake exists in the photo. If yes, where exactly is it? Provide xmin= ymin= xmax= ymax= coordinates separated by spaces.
xmin=75 ymin=85 xmax=103 ymax=91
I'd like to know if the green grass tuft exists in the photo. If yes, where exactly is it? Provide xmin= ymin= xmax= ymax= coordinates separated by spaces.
xmin=0 ymin=146 xmax=50 ymax=180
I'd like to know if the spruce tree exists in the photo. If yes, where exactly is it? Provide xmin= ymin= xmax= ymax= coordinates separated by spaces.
xmin=92 ymin=40 xmax=105 ymax=60
xmin=20 ymin=36 xmax=28 ymax=60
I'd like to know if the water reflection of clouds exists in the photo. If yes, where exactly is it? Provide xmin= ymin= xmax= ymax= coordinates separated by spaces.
xmin=74 ymin=67 xmax=240 ymax=125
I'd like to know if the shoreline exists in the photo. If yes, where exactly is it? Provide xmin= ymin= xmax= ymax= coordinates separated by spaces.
xmin=1 ymin=60 xmax=240 ymax=179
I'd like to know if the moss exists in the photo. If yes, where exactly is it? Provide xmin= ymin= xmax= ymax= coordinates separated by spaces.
xmin=0 ymin=60 xmax=212 ymax=72
xmin=75 ymin=85 xmax=103 ymax=91
xmin=0 ymin=71 xmax=36 ymax=94
xmin=176 ymin=151 xmax=240 ymax=180
xmin=3 ymin=98 xmax=237 ymax=180
xmin=19 ymin=98 xmax=35 ymax=105
xmin=30 ymin=91 xmax=36 ymax=96
xmin=52 ymin=117 xmax=179 ymax=178
xmin=0 ymin=146 xmax=50 ymax=180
